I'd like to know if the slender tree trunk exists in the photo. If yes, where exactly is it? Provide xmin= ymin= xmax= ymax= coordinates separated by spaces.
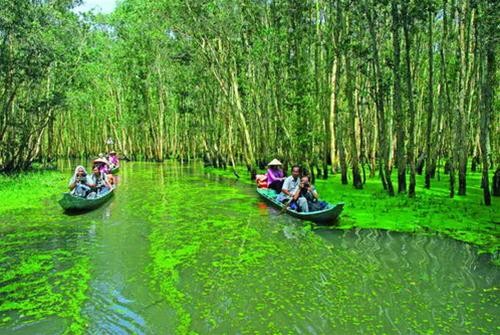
xmin=329 ymin=54 xmax=339 ymax=174
xmin=391 ymin=1 xmax=406 ymax=193
xmin=479 ymin=0 xmax=495 ymax=205
xmin=402 ymin=4 xmax=416 ymax=197
xmin=425 ymin=7 xmax=435 ymax=189
xmin=345 ymin=33 xmax=362 ymax=188
xmin=367 ymin=1 xmax=394 ymax=195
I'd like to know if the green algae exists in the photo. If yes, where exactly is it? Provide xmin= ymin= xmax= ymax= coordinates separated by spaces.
xmin=148 ymin=165 xmax=498 ymax=334
xmin=0 ymin=172 xmax=92 ymax=334
xmin=0 ymin=171 xmax=66 ymax=215
xmin=205 ymin=166 xmax=500 ymax=257
xmin=0 ymin=222 xmax=91 ymax=334
xmin=1 ymin=162 xmax=498 ymax=334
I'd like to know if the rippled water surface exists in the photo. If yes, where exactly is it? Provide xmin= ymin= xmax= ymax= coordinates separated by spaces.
xmin=0 ymin=162 xmax=498 ymax=334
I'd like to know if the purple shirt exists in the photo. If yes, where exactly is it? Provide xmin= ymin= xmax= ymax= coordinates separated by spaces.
xmin=109 ymin=155 xmax=119 ymax=165
xmin=266 ymin=167 xmax=284 ymax=184
xmin=98 ymin=164 xmax=110 ymax=174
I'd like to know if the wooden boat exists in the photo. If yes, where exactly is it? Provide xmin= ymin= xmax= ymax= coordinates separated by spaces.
xmin=59 ymin=188 xmax=114 ymax=212
xmin=257 ymin=188 xmax=344 ymax=224
xmin=110 ymin=166 xmax=120 ymax=174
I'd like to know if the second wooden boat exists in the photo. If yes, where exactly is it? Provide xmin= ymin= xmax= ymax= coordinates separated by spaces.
xmin=257 ymin=188 xmax=344 ymax=224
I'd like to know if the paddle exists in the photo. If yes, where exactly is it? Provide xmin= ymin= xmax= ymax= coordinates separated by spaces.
xmin=280 ymin=198 xmax=293 ymax=214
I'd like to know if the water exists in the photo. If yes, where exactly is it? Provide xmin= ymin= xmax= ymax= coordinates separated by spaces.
xmin=0 ymin=162 xmax=498 ymax=334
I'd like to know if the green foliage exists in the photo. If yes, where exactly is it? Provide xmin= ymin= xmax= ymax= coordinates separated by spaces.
xmin=0 ymin=0 xmax=85 ymax=171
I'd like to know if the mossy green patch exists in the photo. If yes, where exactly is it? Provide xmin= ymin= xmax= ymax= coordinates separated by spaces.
xmin=206 ymin=166 xmax=500 ymax=256
xmin=1 ymin=162 xmax=498 ymax=334
xmin=0 ymin=171 xmax=66 ymax=215
xmin=0 ymin=174 xmax=92 ymax=334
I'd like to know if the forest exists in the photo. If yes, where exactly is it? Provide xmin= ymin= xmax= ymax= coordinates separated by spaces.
xmin=0 ymin=0 xmax=498 ymax=204
xmin=0 ymin=1 xmax=499 ymax=334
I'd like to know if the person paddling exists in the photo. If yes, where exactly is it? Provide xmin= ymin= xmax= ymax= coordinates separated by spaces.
xmin=266 ymin=159 xmax=285 ymax=193
xmin=277 ymin=165 xmax=307 ymax=212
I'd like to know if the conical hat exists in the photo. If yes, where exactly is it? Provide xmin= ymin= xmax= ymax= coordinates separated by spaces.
xmin=268 ymin=158 xmax=282 ymax=166
xmin=93 ymin=158 xmax=108 ymax=164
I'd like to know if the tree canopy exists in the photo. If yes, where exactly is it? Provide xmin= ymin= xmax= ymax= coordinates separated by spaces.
xmin=0 ymin=0 xmax=498 ymax=204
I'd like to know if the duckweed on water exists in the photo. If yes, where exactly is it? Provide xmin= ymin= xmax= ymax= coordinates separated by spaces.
xmin=1 ymin=162 xmax=498 ymax=334
xmin=205 ymin=166 xmax=500 ymax=256
xmin=0 ymin=220 xmax=91 ymax=334
xmin=0 ymin=171 xmax=66 ymax=214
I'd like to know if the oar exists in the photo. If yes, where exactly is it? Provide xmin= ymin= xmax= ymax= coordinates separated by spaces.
xmin=280 ymin=198 xmax=293 ymax=214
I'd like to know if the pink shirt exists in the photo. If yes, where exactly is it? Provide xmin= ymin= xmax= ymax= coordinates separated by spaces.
xmin=98 ymin=164 xmax=109 ymax=174
xmin=109 ymin=155 xmax=119 ymax=165
xmin=266 ymin=167 xmax=284 ymax=184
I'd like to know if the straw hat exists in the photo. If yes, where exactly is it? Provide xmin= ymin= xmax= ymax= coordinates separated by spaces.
xmin=268 ymin=158 xmax=282 ymax=166
xmin=109 ymin=150 xmax=117 ymax=155
xmin=93 ymin=158 xmax=108 ymax=164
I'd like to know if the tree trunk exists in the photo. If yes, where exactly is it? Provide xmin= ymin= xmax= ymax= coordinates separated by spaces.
xmin=479 ymin=0 xmax=496 ymax=204
xmin=425 ymin=7 xmax=435 ymax=189
xmin=402 ymin=3 xmax=416 ymax=197
xmin=366 ymin=1 xmax=394 ymax=195
xmin=391 ymin=1 xmax=406 ymax=193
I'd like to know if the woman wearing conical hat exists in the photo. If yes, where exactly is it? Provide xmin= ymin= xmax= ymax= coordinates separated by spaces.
xmin=266 ymin=159 xmax=285 ymax=193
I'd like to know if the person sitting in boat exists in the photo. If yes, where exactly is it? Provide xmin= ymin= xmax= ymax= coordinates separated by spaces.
xmin=292 ymin=175 xmax=323 ymax=212
xmin=277 ymin=165 xmax=308 ymax=212
xmin=68 ymin=165 xmax=91 ymax=198
xmin=108 ymin=151 xmax=119 ymax=168
xmin=266 ymin=159 xmax=285 ymax=193
xmin=93 ymin=157 xmax=111 ymax=174
xmin=87 ymin=166 xmax=113 ymax=197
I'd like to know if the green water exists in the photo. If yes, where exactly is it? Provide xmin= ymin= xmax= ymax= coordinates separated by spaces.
xmin=0 ymin=162 xmax=498 ymax=334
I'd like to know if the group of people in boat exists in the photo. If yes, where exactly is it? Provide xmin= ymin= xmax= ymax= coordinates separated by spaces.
xmin=68 ymin=151 xmax=119 ymax=198
xmin=259 ymin=159 xmax=326 ymax=213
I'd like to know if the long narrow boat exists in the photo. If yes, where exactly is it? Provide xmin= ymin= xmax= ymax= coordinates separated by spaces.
xmin=257 ymin=188 xmax=344 ymax=224
xmin=110 ymin=166 xmax=120 ymax=174
xmin=59 ymin=188 xmax=114 ymax=212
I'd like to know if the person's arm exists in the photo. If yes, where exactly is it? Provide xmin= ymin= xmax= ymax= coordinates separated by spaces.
xmin=281 ymin=177 xmax=291 ymax=196
xmin=86 ymin=176 xmax=96 ymax=188
xmin=292 ymin=186 xmax=301 ymax=201
xmin=103 ymin=174 xmax=112 ymax=189
xmin=267 ymin=169 xmax=277 ymax=180
xmin=69 ymin=178 xmax=77 ymax=190
xmin=309 ymin=185 xmax=319 ymax=199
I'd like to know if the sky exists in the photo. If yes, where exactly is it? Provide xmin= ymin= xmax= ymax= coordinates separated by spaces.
xmin=73 ymin=0 xmax=117 ymax=14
